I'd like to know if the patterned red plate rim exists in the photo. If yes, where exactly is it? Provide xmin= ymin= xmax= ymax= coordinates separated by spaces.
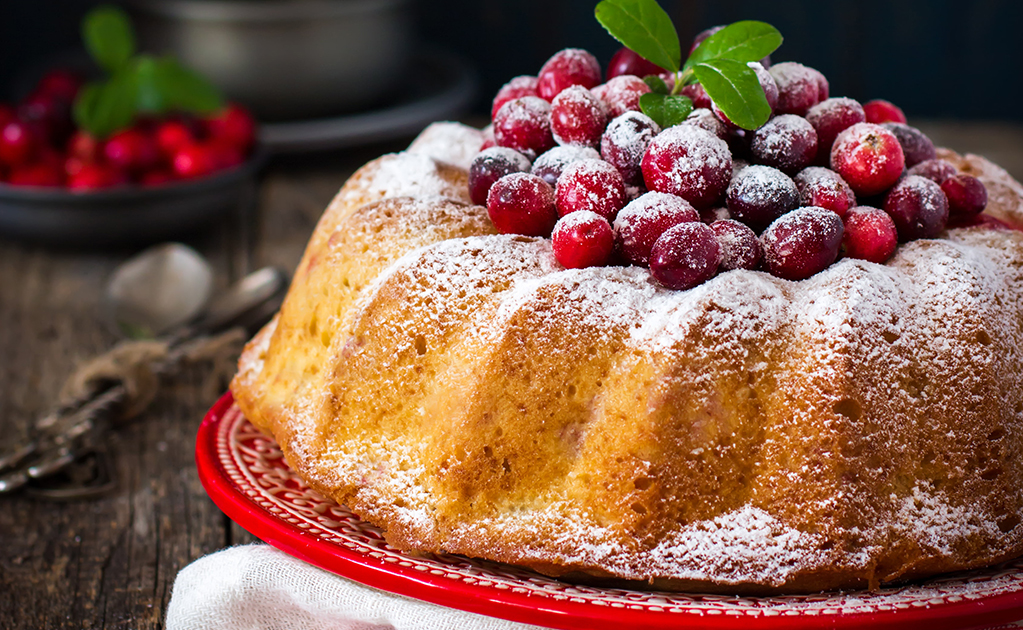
xmin=197 ymin=392 xmax=1023 ymax=630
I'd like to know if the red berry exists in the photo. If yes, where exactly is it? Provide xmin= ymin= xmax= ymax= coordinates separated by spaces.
xmin=830 ymin=122 xmax=905 ymax=197
xmin=8 ymin=162 xmax=63 ymax=187
xmin=493 ymin=96 xmax=555 ymax=159
xmin=750 ymin=114 xmax=818 ymax=175
xmin=862 ymin=99 xmax=906 ymax=124
xmin=206 ymin=103 xmax=256 ymax=151
xmin=68 ymin=130 xmax=100 ymax=161
xmin=155 ymin=120 xmax=195 ymax=159
xmin=552 ymin=210 xmax=615 ymax=268
xmin=103 ymin=128 xmax=160 ymax=175
xmin=881 ymin=122 xmax=936 ymax=168
xmin=769 ymin=62 xmax=828 ymax=116
xmin=486 ymin=173 xmax=558 ymax=236
xmin=591 ymin=75 xmax=649 ymax=118
xmin=141 ymin=169 xmax=175 ymax=186
xmin=555 ymin=159 xmax=626 ymax=220
xmin=713 ymin=62 xmax=778 ymax=126
xmin=536 ymin=49 xmax=602 ymax=101
xmin=172 ymin=144 xmax=217 ymax=179
xmin=842 ymin=206 xmax=898 ymax=264
xmin=883 ymin=175 xmax=949 ymax=242
xmin=35 ymin=69 xmax=82 ymax=103
xmin=907 ymin=159 xmax=957 ymax=184
xmin=941 ymin=174 xmax=987 ymax=220
xmin=726 ymin=164 xmax=800 ymax=232
xmin=207 ymin=140 xmax=244 ymax=170
xmin=469 ymin=146 xmax=532 ymax=205
xmin=700 ymin=206 xmax=731 ymax=224
xmin=641 ymin=124 xmax=732 ymax=209
xmin=67 ymin=163 xmax=125 ymax=191
xmin=550 ymin=86 xmax=608 ymax=148
xmin=680 ymin=83 xmax=712 ymax=109
xmin=530 ymin=145 xmax=599 ymax=187
xmin=684 ymin=108 xmax=729 ymax=140
xmin=761 ymin=206 xmax=844 ymax=280
xmin=711 ymin=219 xmax=763 ymax=270
xmin=805 ymin=97 xmax=865 ymax=159
xmin=601 ymin=111 xmax=660 ymax=187
xmin=492 ymin=76 xmax=539 ymax=119
xmin=0 ymin=121 xmax=37 ymax=166
xmin=613 ymin=191 xmax=699 ymax=266
xmin=649 ymin=222 xmax=722 ymax=290
xmin=793 ymin=166 xmax=857 ymax=219
xmin=606 ymin=47 xmax=665 ymax=80
xmin=18 ymin=91 xmax=73 ymax=147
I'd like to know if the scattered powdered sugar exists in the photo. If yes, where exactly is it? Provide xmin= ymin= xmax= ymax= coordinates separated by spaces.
xmin=532 ymin=145 xmax=601 ymax=187
xmin=600 ymin=111 xmax=660 ymax=186
xmin=643 ymin=124 xmax=732 ymax=207
xmin=683 ymin=108 xmax=729 ymax=140
xmin=356 ymin=152 xmax=463 ymax=202
xmin=407 ymin=121 xmax=483 ymax=170
xmin=750 ymin=114 xmax=818 ymax=173
xmin=769 ymin=62 xmax=827 ymax=115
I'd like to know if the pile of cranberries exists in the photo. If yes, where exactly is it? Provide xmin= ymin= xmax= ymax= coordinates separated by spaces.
xmin=0 ymin=69 xmax=256 ymax=192
xmin=469 ymin=39 xmax=990 ymax=290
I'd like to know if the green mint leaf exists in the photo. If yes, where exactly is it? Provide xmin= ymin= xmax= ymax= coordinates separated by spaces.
xmin=83 ymin=5 xmax=135 ymax=74
xmin=639 ymin=93 xmax=692 ymax=128
xmin=72 ymin=70 xmax=138 ymax=138
xmin=134 ymin=56 xmax=167 ymax=114
xmin=643 ymin=74 xmax=669 ymax=95
xmin=154 ymin=58 xmax=223 ymax=114
xmin=685 ymin=21 xmax=782 ymax=70
xmin=692 ymin=58 xmax=771 ymax=130
xmin=595 ymin=0 xmax=681 ymax=73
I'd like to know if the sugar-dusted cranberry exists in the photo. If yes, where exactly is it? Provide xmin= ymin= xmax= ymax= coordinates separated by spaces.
xmin=761 ymin=206 xmax=843 ymax=280
xmin=205 ymin=104 xmax=256 ymax=151
xmin=8 ymin=162 xmax=63 ymax=187
xmin=552 ymin=210 xmax=615 ymax=268
xmin=487 ymin=172 xmax=558 ymax=236
xmin=793 ymin=166 xmax=857 ymax=218
xmin=730 ymin=159 xmax=750 ymax=183
xmin=941 ymin=173 xmax=987 ymax=220
xmin=883 ymin=175 xmax=949 ymax=241
xmin=67 ymin=162 xmax=126 ymax=191
xmin=641 ymin=124 xmax=732 ymax=209
xmin=0 ymin=120 xmax=36 ymax=167
xmin=469 ymin=146 xmax=532 ymax=205
xmin=701 ymin=206 xmax=731 ymax=224
xmin=606 ymin=47 xmax=665 ymax=80
xmin=531 ymin=145 xmax=599 ymax=187
xmin=805 ymin=97 xmax=865 ymax=159
xmin=726 ymin=164 xmax=800 ymax=232
xmin=680 ymin=82 xmax=712 ymax=109
xmin=491 ymin=75 xmax=539 ymax=119
xmin=649 ymin=222 xmax=721 ymax=290
xmin=863 ymin=99 xmax=906 ymax=124
xmin=556 ymin=159 xmax=626 ymax=220
xmin=769 ymin=62 xmax=828 ymax=116
xmin=830 ymin=122 xmax=905 ymax=196
xmin=713 ymin=62 xmax=778 ymax=127
xmin=711 ymin=219 xmax=763 ymax=270
xmin=537 ymin=48 xmax=602 ymax=101
xmin=103 ymin=128 xmax=161 ymax=175
xmin=842 ymin=206 xmax=898 ymax=264
xmin=684 ymin=108 xmax=729 ymax=140
xmin=155 ymin=120 xmax=195 ymax=159
xmin=880 ymin=122 xmax=936 ymax=168
xmin=600 ymin=111 xmax=660 ymax=187
xmin=750 ymin=114 xmax=818 ymax=175
xmin=591 ymin=75 xmax=649 ymax=118
xmin=613 ymin=191 xmax=698 ymax=266
xmin=551 ymin=86 xmax=608 ymax=148
xmin=907 ymin=158 xmax=957 ymax=184
xmin=493 ymin=96 xmax=555 ymax=159
xmin=172 ymin=143 xmax=217 ymax=179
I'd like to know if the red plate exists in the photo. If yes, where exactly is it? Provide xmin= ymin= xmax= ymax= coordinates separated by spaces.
xmin=197 ymin=392 xmax=1023 ymax=630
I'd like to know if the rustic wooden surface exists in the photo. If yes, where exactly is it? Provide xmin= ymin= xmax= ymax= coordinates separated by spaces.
xmin=0 ymin=123 xmax=1021 ymax=629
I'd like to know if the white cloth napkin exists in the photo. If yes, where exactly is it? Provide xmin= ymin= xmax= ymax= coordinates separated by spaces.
xmin=165 ymin=544 xmax=552 ymax=630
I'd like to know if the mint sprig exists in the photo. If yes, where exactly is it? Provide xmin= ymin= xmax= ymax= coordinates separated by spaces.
xmin=595 ymin=0 xmax=782 ymax=130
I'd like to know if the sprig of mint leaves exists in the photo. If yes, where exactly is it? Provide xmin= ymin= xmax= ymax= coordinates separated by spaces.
xmin=595 ymin=0 xmax=782 ymax=130
xmin=73 ymin=6 xmax=223 ymax=138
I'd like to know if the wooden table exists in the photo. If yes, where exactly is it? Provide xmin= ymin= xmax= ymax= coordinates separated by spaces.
xmin=1 ymin=122 xmax=1021 ymax=629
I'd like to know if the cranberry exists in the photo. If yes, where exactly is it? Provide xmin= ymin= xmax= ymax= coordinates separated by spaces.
xmin=492 ymin=76 xmax=539 ymax=119
xmin=469 ymin=147 xmax=532 ymax=205
xmin=883 ymin=175 xmax=949 ymax=241
xmin=140 ymin=169 xmax=175 ymax=186
xmin=550 ymin=86 xmax=608 ymax=148
xmin=711 ymin=219 xmax=763 ymax=270
xmin=591 ymin=75 xmax=649 ymax=118
xmin=555 ymin=159 xmax=626 ymax=220
xmin=941 ymin=174 xmax=987 ymax=220
xmin=486 ymin=172 xmax=558 ymax=236
xmin=726 ymin=164 xmax=800 ymax=232
xmin=769 ymin=62 xmax=828 ymax=116
xmin=793 ymin=167 xmax=857 ymax=218
xmin=805 ymin=97 xmax=865 ymax=160
xmin=600 ymin=111 xmax=660 ymax=187
xmin=530 ymin=145 xmax=599 ymax=187
xmin=684 ymin=108 xmax=729 ymax=140
xmin=907 ymin=159 xmax=957 ymax=184
xmin=713 ymin=62 xmax=778 ymax=126
xmin=750 ymin=114 xmax=818 ymax=175
xmin=68 ymin=130 xmax=100 ymax=161
xmin=208 ymin=140 xmax=244 ymax=169
xmin=67 ymin=163 xmax=125 ymax=191
xmin=649 ymin=222 xmax=722 ymax=290
xmin=205 ymin=104 xmax=256 ymax=151
xmin=842 ymin=206 xmax=898 ymax=264
xmin=172 ymin=144 xmax=217 ymax=179
xmin=536 ymin=49 xmax=602 ymax=101
xmin=862 ymin=99 xmax=906 ymax=124
xmin=493 ymin=96 xmax=555 ymax=159
xmin=641 ymin=124 xmax=732 ymax=209
xmin=103 ymin=128 xmax=161 ymax=175
xmin=35 ymin=69 xmax=82 ymax=103
xmin=64 ymin=155 xmax=88 ymax=179
xmin=613 ymin=191 xmax=699 ymax=266
xmin=155 ymin=120 xmax=195 ymax=159
xmin=18 ymin=91 xmax=73 ymax=147
xmin=606 ymin=47 xmax=665 ymax=80
xmin=0 ymin=120 xmax=37 ymax=166
xmin=8 ymin=162 xmax=63 ymax=187
xmin=680 ymin=83 xmax=712 ymax=110
xmin=761 ymin=206 xmax=844 ymax=280
xmin=830 ymin=122 xmax=905 ymax=196
xmin=552 ymin=210 xmax=615 ymax=268
xmin=880 ymin=122 xmax=936 ymax=168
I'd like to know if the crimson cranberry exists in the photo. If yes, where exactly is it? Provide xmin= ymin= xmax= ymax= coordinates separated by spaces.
xmin=805 ymin=97 xmax=865 ymax=160
xmin=941 ymin=174 xmax=987 ymax=219
xmin=67 ymin=163 xmax=125 ymax=191
xmin=613 ymin=191 xmax=698 ymax=266
xmin=552 ymin=210 xmax=615 ymax=268
xmin=35 ymin=69 xmax=82 ymax=103
xmin=684 ymin=108 xmax=729 ymax=141
xmin=711 ymin=219 xmax=763 ymax=270
xmin=469 ymin=147 xmax=532 ymax=206
xmin=863 ymin=99 xmax=906 ymax=124
xmin=206 ymin=104 xmax=256 ymax=151
xmin=881 ymin=122 xmax=936 ymax=168
xmin=601 ymin=111 xmax=660 ymax=187
xmin=172 ymin=144 xmax=217 ymax=179
xmin=680 ymin=83 xmax=712 ymax=110
xmin=907 ymin=159 xmax=957 ymax=184
xmin=830 ymin=122 xmax=905 ymax=196
xmin=793 ymin=167 xmax=857 ymax=219
xmin=208 ymin=140 xmax=244 ymax=169
xmin=536 ymin=48 xmax=602 ymax=101
xmin=726 ymin=164 xmax=800 ymax=232
xmin=591 ymin=75 xmax=649 ymax=118
xmin=530 ymin=145 xmax=599 ymax=187
xmin=140 ymin=170 xmax=175 ymax=186
xmin=641 ymin=124 xmax=732 ymax=209
xmin=0 ymin=121 xmax=36 ymax=166
xmin=491 ymin=75 xmax=539 ymax=119
xmin=550 ymin=86 xmax=608 ymax=148
xmin=769 ymin=62 xmax=828 ymax=116
xmin=883 ymin=175 xmax=949 ymax=241
xmin=103 ymin=128 xmax=160 ymax=175
xmin=155 ymin=120 xmax=195 ymax=159
xmin=493 ymin=96 xmax=555 ymax=159
xmin=486 ymin=172 xmax=558 ymax=236
xmin=18 ymin=91 xmax=73 ymax=146
xmin=761 ymin=206 xmax=844 ymax=280
xmin=555 ymin=159 xmax=626 ymax=220
xmin=750 ymin=114 xmax=818 ymax=175
xmin=68 ymin=130 xmax=100 ymax=161
xmin=842 ymin=206 xmax=898 ymax=264
xmin=649 ymin=222 xmax=722 ymax=290
xmin=8 ymin=162 xmax=63 ymax=187
xmin=606 ymin=47 xmax=665 ymax=81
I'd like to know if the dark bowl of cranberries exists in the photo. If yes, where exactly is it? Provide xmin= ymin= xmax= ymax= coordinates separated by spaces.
xmin=0 ymin=70 xmax=265 ymax=246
